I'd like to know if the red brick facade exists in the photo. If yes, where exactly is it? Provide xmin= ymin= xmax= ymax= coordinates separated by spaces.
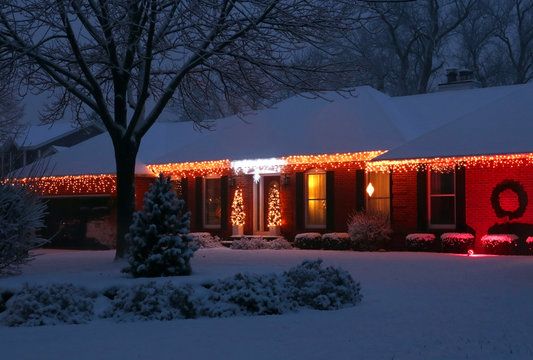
xmin=390 ymin=165 xmax=533 ymax=253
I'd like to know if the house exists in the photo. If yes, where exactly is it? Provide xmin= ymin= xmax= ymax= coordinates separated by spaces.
xmin=17 ymin=83 xmax=533 ymax=253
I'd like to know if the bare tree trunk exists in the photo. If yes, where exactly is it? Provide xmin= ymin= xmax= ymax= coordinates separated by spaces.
xmin=113 ymin=138 xmax=139 ymax=259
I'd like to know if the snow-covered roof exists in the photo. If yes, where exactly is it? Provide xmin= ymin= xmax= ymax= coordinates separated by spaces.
xmin=15 ymin=83 xmax=533 ymax=177
xmin=152 ymin=87 xmax=409 ymax=164
xmin=377 ymin=83 xmax=533 ymax=160
xmin=390 ymin=83 xmax=526 ymax=140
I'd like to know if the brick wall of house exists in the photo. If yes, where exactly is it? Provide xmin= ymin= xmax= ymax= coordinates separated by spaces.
xmin=134 ymin=176 xmax=156 ymax=211
xmin=465 ymin=165 xmax=533 ymax=252
xmin=389 ymin=165 xmax=533 ymax=253
xmin=391 ymin=170 xmax=418 ymax=233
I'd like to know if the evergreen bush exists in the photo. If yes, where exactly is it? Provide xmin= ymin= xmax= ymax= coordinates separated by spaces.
xmin=123 ymin=174 xmax=196 ymax=277
xmin=0 ymin=182 xmax=47 ymax=275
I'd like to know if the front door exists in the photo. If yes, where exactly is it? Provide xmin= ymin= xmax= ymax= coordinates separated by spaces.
xmin=253 ymin=175 xmax=280 ymax=234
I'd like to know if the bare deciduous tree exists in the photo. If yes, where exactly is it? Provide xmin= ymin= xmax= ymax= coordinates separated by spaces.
xmin=0 ymin=0 xmax=361 ymax=257
xmin=347 ymin=0 xmax=475 ymax=95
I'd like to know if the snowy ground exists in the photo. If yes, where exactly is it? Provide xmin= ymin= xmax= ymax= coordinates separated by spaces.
xmin=2 ymin=248 xmax=533 ymax=360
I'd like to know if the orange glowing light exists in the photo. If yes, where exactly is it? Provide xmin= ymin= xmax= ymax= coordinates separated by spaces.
xmin=368 ymin=153 xmax=533 ymax=173
xmin=12 ymin=175 xmax=117 ymax=195
xmin=366 ymin=182 xmax=375 ymax=197
xmin=147 ymin=160 xmax=231 ymax=178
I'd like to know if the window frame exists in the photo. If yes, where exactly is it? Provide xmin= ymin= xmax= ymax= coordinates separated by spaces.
xmin=427 ymin=169 xmax=456 ymax=229
xmin=304 ymin=168 xmax=327 ymax=229
xmin=203 ymin=175 xmax=222 ymax=229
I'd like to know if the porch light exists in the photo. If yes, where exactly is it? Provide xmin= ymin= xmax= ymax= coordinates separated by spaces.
xmin=366 ymin=182 xmax=375 ymax=197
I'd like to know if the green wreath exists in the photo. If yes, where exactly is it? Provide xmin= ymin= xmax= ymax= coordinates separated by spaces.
xmin=490 ymin=179 xmax=528 ymax=220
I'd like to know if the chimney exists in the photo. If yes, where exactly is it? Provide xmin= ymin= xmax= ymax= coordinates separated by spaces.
xmin=438 ymin=68 xmax=480 ymax=92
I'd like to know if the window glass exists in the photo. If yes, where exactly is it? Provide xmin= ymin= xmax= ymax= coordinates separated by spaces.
xmin=204 ymin=178 xmax=221 ymax=227
xmin=429 ymin=170 xmax=455 ymax=226
xmin=306 ymin=172 xmax=326 ymax=227
xmin=367 ymin=172 xmax=390 ymax=217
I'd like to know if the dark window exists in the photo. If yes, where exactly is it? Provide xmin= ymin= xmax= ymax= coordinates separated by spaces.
xmin=429 ymin=171 xmax=455 ymax=226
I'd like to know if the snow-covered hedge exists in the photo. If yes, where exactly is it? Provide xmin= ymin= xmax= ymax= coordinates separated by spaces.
xmin=294 ymin=233 xmax=323 ymax=249
xmin=322 ymin=233 xmax=352 ymax=250
xmin=526 ymin=237 xmax=533 ymax=254
xmin=481 ymin=234 xmax=518 ymax=255
xmin=1 ymin=284 xmax=96 ymax=326
xmin=405 ymin=233 xmax=435 ymax=251
xmin=102 ymin=282 xmax=196 ymax=321
xmin=0 ymin=260 xmax=362 ymax=326
xmin=230 ymin=237 xmax=292 ymax=250
xmin=189 ymin=232 xmax=222 ymax=249
xmin=440 ymin=233 xmax=475 ymax=254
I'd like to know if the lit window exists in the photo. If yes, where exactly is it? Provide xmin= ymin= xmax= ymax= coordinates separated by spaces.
xmin=429 ymin=170 xmax=455 ymax=227
xmin=367 ymin=172 xmax=390 ymax=217
xmin=204 ymin=177 xmax=221 ymax=228
xmin=306 ymin=170 xmax=326 ymax=228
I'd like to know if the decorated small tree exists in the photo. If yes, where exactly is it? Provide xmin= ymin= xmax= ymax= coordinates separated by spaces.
xmin=267 ymin=184 xmax=282 ymax=228
xmin=123 ymin=174 xmax=196 ymax=277
xmin=231 ymin=188 xmax=245 ymax=235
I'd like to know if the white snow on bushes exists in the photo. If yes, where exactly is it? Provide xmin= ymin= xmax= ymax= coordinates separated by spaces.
xmin=480 ymin=234 xmax=518 ymax=243
xmin=0 ymin=259 xmax=360 ymax=326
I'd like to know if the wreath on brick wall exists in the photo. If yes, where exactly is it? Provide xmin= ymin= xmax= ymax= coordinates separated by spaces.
xmin=490 ymin=179 xmax=528 ymax=220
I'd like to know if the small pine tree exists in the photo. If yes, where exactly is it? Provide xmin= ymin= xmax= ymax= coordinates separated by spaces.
xmin=231 ymin=188 xmax=245 ymax=226
xmin=267 ymin=183 xmax=282 ymax=227
xmin=123 ymin=174 xmax=196 ymax=277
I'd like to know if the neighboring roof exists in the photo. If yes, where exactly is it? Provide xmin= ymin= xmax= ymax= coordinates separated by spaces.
xmin=152 ymin=87 xmax=408 ymax=164
xmin=377 ymin=83 xmax=533 ymax=161
xmin=17 ymin=121 xmax=210 ymax=176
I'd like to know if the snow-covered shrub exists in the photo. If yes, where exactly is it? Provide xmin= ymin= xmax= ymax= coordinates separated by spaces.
xmin=123 ymin=174 xmax=197 ymax=277
xmin=198 ymin=273 xmax=294 ymax=317
xmin=322 ymin=233 xmax=352 ymax=250
xmin=440 ymin=233 xmax=475 ymax=253
xmin=294 ymin=233 xmax=323 ymax=249
xmin=347 ymin=211 xmax=391 ymax=251
xmin=526 ymin=237 xmax=533 ymax=254
xmin=231 ymin=237 xmax=269 ymax=250
xmin=268 ymin=237 xmax=293 ymax=250
xmin=481 ymin=234 xmax=518 ymax=255
xmin=283 ymin=259 xmax=362 ymax=310
xmin=189 ymin=232 xmax=222 ymax=248
xmin=102 ymin=282 xmax=196 ymax=321
xmin=231 ymin=237 xmax=292 ymax=250
xmin=406 ymin=233 xmax=435 ymax=252
xmin=0 ymin=182 xmax=48 ymax=275
xmin=1 ymin=283 xmax=95 ymax=327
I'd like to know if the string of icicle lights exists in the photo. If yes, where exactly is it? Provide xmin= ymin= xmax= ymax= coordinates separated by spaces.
xmin=283 ymin=151 xmax=386 ymax=171
xmin=148 ymin=151 xmax=387 ymax=177
xmin=367 ymin=153 xmax=533 ymax=173
xmin=148 ymin=160 xmax=231 ymax=178
xmin=14 ymin=175 xmax=117 ymax=195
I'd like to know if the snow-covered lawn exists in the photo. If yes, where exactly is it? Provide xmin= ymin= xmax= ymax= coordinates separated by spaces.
xmin=2 ymin=248 xmax=533 ymax=360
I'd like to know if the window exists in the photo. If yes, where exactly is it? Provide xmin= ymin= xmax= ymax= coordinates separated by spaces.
xmin=367 ymin=172 xmax=390 ymax=218
xmin=204 ymin=177 xmax=221 ymax=228
xmin=429 ymin=170 xmax=455 ymax=227
xmin=306 ymin=170 xmax=326 ymax=228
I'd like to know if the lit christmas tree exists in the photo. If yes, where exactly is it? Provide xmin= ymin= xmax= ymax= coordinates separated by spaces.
xmin=267 ymin=183 xmax=282 ymax=227
xmin=231 ymin=188 xmax=245 ymax=226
